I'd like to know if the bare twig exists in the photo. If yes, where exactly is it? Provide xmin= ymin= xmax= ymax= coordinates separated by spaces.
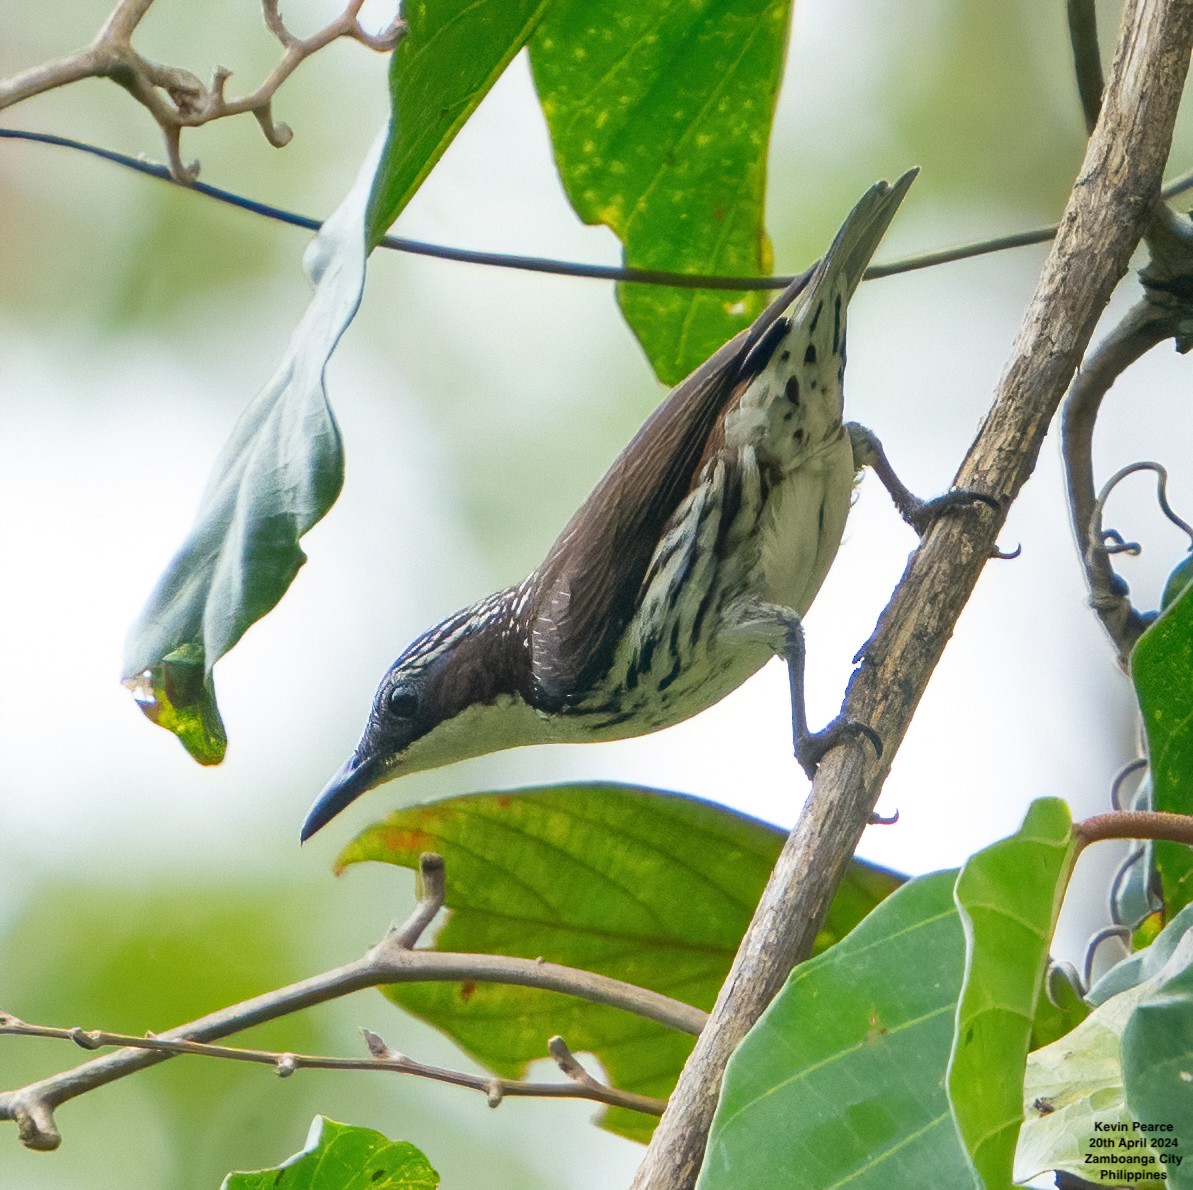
xmin=7 ymin=128 xmax=1193 ymax=290
xmin=0 ymin=1014 xmax=665 ymax=1118
xmin=0 ymin=854 xmax=703 ymax=1151
xmin=631 ymin=3 xmax=1193 ymax=1185
xmin=0 ymin=0 xmax=402 ymax=181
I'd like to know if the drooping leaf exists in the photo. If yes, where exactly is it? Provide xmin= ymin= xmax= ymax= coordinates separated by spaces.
xmin=699 ymin=871 xmax=975 ymax=1189
xmin=367 ymin=0 xmax=550 ymax=243
xmin=221 ymin=1116 xmax=439 ymax=1190
xmin=529 ymin=0 xmax=792 ymax=382
xmin=336 ymin=784 xmax=903 ymax=1143
xmin=123 ymin=138 xmax=385 ymax=762
xmin=1132 ymin=580 xmax=1193 ymax=914
xmin=947 ymin=798 xmax=1078 ymax=1188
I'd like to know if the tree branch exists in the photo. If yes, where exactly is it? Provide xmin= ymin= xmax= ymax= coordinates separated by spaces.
xmin=0 ymin=0 xmax=402 ymax=181
xmin=631 ymin=2 xmax=1193 ymax=1185
xmin=0 ymin=1015 xmax=666 ymax=1119
xmin=0 ymin=854 xmax=702 ymax=1151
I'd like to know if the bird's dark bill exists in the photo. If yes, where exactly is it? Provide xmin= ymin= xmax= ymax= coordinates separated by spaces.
xmin=300 ymin=752 xmax=387 ymax=841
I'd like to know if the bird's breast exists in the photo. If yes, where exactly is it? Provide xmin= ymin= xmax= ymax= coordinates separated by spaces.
xmin=755 ymin=427 xmax=855 ymax=614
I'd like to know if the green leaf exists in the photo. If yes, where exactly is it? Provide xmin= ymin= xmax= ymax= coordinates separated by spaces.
xmin=699 ymin=871 xmax=975 ymax=1189
xmin=1122 ymin=932 xmax=1193 ymax=1189
xmin=1161 ymin=551 xmax=1193 ymax=611
xmin=123 ymin=139 xmax=382 ymax=762
xmin=528 ymin=0 xmax=792 ymax=382
xmin=948 ymin=797 xmax=1077 ymax=1189
xmin=1017 ymin=921 xmax=1193 ymax=1187
xmin=1016 ymin=973 xmax=1160 ymax=1186
xmin=221 ymin=1116 xmax=439 ymax=1189
xmin=368 ymin=0 xmax=550 ymax=243
xmin=1030 ymin=964 xmax=1089 ymax=1051
xmin=1088 ymin=901 xmax=1193 ymax=1005
xmin=336 ymin=784 xmax=903 ymax=1143
xmin=1132 ymin=580 xmax=1193 ymax=914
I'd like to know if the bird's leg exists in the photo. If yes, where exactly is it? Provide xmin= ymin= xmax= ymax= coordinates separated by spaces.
xmin=780 ymin=611 xmax=883 ymax=778
xmin=847 ymin=422 xmax=999 ymax=537
xmin=726 ymin=602 xmax=882 ymax=779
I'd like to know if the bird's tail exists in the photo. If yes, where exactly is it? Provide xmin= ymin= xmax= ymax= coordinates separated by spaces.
xmin=799 ymin=168 xmax=917 ymax=317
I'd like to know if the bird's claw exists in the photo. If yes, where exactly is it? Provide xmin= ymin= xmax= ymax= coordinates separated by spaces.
xmin=906 ymin=488 xmax=1000 ymax=538
xmin=794 ymin=716 xmax=883 ymax=779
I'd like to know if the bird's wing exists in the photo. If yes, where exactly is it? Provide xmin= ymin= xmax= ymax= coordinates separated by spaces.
xmin=526 ymin=172 xmax=916 ymax=709
xmin=526 ymin=273 xmax=811 ymax=708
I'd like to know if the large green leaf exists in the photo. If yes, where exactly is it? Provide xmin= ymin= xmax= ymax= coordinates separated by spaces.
xmin=699 ymin=871 xmax=975 ymax=1189
xmin=1017 ymin=919 xmax=1193 ymax=1188
xmin=1132 ymin=578 xmax=1193 ymax=915
xmin=528 ymin=0 xmax=792 ymax=382
xmin=947 ymin=798 xmax=1078 ymax=1188
xmin=123 ymin=140 xmax=383 ymax=762
xmin=1016 ymin=968 xmax=1163 ymax=1186
xmin=1122 ymin=931 xmax=1193 ymax=1189
xmin=336 ymin=784 xmax=903 ymax=1143
xmin=222 ymin=1116 xmax=439 ymax=1189
xmin=368 ymin=0 xmax=550 ymax=243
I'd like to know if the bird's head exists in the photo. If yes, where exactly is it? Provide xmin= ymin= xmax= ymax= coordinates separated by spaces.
xmin=301 ymin=592 xmax=541 ymax=840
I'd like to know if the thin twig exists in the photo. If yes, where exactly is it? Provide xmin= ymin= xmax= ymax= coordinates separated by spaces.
xmin=0 ymin=1015 xmax=665 ymax=1118
xmin=631 ymin=3 xmax=1193 ymax=1185
xmin=0 ymin=854 xmax=703 ymax=1151
xmin=6 ymin=129 xmax=1193 ymax=290
xmin=0 ymin=0 xmax=401 ymax=181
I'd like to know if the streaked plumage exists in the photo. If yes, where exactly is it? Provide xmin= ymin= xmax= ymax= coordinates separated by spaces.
xmin=302 ymin=172 xmax=916 ymax=840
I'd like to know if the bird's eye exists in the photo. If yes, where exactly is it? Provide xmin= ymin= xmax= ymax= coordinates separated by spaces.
xmin=386 ymin=688 xmax=418 ymax=720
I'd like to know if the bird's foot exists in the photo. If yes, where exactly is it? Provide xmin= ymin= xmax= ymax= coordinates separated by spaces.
xmin=794 ymin=714 xmax=883 ymax=780
xmin=902 ymin=488 xmax=1000 ymax=538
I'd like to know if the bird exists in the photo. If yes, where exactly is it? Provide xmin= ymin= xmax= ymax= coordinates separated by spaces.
xmin=302 ymin=170 xmax=968 ymax=841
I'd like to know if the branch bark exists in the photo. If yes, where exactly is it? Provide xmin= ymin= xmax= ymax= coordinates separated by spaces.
xmin=631 ymin=1 xmax=1193 ymax=1185
xmin=0 ymin=855 xmax=703 ymax=1151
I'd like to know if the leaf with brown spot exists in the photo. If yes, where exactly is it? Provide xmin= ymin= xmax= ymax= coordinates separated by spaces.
xmin=336 ymin=784 xmax=904 ymax=1143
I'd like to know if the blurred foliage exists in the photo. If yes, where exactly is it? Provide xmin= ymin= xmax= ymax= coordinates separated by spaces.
xmin=0 ymin=880 xmax=324 ymax=1188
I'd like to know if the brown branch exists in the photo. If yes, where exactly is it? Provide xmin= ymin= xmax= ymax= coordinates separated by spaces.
xmin=0 ymin=854 xmax=703 ymax=1151
xmin=0 ymin=1015 xmax=665 ymax=1119
xmin=1076 ymin=810 xmax=1193 ymax=848
xmin=0 ymin=0 xmax=402 ymax=182
xmin=630 ymin=2 xmax=1193 ymax=1186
